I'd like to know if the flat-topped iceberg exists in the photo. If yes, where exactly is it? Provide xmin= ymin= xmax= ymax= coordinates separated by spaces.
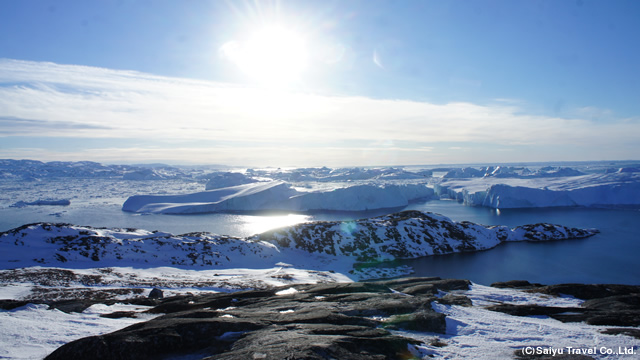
xmin=122 ymin=181 xmax=434 ymax=214
xmin=435 ymin=172 xmax=640 ymax=208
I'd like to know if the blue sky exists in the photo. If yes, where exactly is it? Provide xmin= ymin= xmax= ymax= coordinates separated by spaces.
xmin=1 ymin=0 xmax=639 ymax=166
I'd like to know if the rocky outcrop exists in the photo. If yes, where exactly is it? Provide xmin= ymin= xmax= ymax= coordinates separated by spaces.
xmin=45 ymin=277 xmax=466 ymax=360
xmin=255 ymin=211 xmax=597 ymax=262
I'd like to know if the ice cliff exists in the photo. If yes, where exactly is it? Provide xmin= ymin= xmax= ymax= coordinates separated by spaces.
xmin=435 ymin=172 xmax=640 ymax=208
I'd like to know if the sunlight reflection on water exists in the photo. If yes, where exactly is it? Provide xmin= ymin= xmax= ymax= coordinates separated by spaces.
xmin=241 ymin=213 xmax=312 ymax=235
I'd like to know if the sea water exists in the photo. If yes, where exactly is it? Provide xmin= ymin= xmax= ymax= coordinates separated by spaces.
xmin=1 ymin=179 xmax=638 ymax=286
xmin=404 ymin=200 xmax=640 ymax=285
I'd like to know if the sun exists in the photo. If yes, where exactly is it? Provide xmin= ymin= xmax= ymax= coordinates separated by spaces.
xmin=221 ymin=23 xmax=309 ymax=87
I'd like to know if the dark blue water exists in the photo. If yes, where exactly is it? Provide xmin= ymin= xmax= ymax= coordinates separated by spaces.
xmin=402 ymin=200 xmax=640 ymax=285
xmin=2 ymin=199 xmax=638 ymax=286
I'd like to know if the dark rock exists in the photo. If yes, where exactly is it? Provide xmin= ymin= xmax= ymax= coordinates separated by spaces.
xmin=373 ymin=277 xmax=470 ymax=294
xmin=148 ymin=287 xmax=163 ymax=299
xmin=582 ymin=294 xmax=640 ymax=311
xmin=297 ymin=281 xmax=393 ymax=295
xmin=45 ymin=278 xmax=444 ymax=360
xmin=46 ymin=317 xmax=266 ymax=360
xmin=531 ymin=284 xmax=640 ymax=300
xmin=383 ymin=310 xmax=447 ymax=333
xmin=429 ymin=278 xmax=471 ymax=291
xmin=437 ymin=293 xmax=472 ymax=307
xmin=486 ymin=304 xmax=583 ymax=318
xmin=375 ymin=276 xmax=442 ymax=288
xmin=47 ymin=300 xmax=96 ymax=313
xmin=583 ymin=312 xmax=640 ymax=327
xmin=209 ymin=325 xmax=420 ymax=360
xmin=397 ymin=283 xmax=437 ymax=295
xmin=601 ymin=328 xmax=640 ymax=339
xmin=100 ymin=311 xmax=137 ymax=319
xmin=491 ymin=280 xmax=544 ymax=289
xmin=0 ymin=299 xmax=31 ymax=310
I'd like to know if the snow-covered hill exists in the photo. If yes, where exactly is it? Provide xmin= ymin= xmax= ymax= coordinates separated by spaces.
xmin=0 ymin=211 xmax=597 ymax=273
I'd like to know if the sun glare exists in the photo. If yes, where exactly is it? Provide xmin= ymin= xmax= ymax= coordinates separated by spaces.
xmin=221 ymin=24 xmax=308 ymax=86
xmin=244 ymin=214 xmax=311 ymax=235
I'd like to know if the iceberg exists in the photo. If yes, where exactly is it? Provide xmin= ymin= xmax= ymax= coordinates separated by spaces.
xmin=122 ymin=181 xmax=434 ymax=214
xmin=204 ymin=172 xmax=258 ymax=190
xmin=122 ymin=181 xmax=297 ymax=214
xmin=435 ymin=172 xmax=640 ymax=208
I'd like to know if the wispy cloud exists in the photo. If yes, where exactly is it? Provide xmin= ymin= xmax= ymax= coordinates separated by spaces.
xmin=0 ymin=59 xmax=638 ymax=165
xmin=0 ymin=116 xmax=111 ymax=136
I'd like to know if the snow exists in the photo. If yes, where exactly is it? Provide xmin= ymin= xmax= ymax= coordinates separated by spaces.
xmin=0 ymin=303 xmax=159 ymax=360
xmin=0 ymin=265 xmax=354 ymax=299
xmin=122 ymin=181 xmax=434 ymax=214
xmin=275 ymin=287 xmax=299 ymax=296
xmin=398 ymin=284 xmax=636 ymax=359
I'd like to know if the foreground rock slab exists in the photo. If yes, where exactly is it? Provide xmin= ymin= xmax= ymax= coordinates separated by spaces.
xmin=45 ymin=277 xmax=466 ymax=360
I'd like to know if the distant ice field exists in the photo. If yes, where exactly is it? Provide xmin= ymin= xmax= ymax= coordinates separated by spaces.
xmin=1 ymin=162 xmax=639 ymax=286
xmin=0 ymin=178 xmax=403 ymax=236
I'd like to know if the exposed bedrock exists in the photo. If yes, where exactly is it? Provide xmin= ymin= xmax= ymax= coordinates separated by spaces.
xmin=45 ymin=277 xmax=465 ymax=360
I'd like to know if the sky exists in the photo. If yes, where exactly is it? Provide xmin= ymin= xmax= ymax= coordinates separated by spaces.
xmin=1 ymin=0 xmax=639 ymax=167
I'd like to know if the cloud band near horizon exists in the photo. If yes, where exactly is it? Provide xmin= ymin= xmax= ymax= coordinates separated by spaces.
xmin=0 ymin=59 xmax=638 ymax=166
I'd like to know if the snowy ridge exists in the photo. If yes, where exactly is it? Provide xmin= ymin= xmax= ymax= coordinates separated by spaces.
xmin=122 ymin=181 xmax=435 ymax=214
xmin=0 ymin=211 xmax=597 ymax=270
